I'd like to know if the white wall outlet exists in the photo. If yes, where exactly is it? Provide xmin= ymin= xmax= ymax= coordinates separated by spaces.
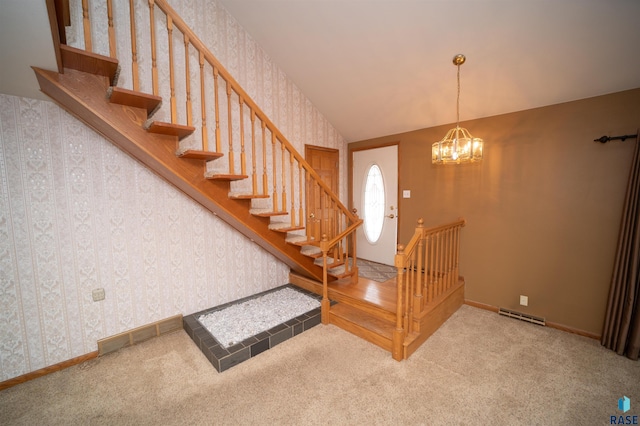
xmin=520 ymin=295 xmax=528 ymax=306
xmin=92 ymin=288 xmax=105 ymax=302
xmin=403 ymin=190 xmax=411 ymax=198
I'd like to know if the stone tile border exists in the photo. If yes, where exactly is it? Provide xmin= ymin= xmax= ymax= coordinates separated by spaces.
xmin=183 ymin=284 xmax=322 ymax=372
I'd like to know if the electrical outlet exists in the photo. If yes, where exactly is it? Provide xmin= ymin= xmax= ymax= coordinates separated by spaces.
xmin=92 ymin=288 xmax=105 ymax=302
xmin=519 ymin=295 xmax=528 ymax=306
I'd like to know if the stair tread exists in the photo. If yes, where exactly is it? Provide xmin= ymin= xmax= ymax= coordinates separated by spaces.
xmin=207 ymin=173 xmax=249 ymax=181
xmin=251 ymin=209 xmax=289 ymax=217
xmin=330 ymin=303 xmax=394 ymax=340
xmin=108 ymin=86 xmax=162 ymax=115
xmin=179 ymin=150 xmax=224 ymax=160
xmin=229 ymin=193 xmax=270 ymax=200
xmin=145 ymin=121 xmax=195 ymax=140
xmin=301 ymin=246 xmax=322 ymax=257
xmin=269 ymin=223 xmax=305 ymax=232
xmin=288 ymin=238 xmax=319 ymax=247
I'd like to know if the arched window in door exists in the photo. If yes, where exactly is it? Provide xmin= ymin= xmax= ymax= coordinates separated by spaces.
xmin=363 ymin=164 xmax=385 ymax=243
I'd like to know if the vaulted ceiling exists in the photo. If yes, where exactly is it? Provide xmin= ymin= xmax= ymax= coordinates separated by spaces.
xmin=2 ymin=1 xmax=640 ymax=142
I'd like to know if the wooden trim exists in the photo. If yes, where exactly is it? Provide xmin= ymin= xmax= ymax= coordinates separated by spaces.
xmin=464 ymin=299 xmax=499 ymax=313
xmin=0 ymin=351 xmax=98 ymax=392
xmin=546 ymin=321 xmax=600 ymax=340
xmin=464 ymin=300 xmax=600 ymax=340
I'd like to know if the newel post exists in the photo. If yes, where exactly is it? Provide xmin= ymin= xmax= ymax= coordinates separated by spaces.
xmin=320 ymin=234 xmax=330 ymax=325
xmin=392 ymin=244 xmax=406 ymax=361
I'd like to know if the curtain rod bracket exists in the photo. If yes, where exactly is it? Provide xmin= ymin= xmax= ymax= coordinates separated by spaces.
xmin=594 ymin=134 xmax=638 ymax=144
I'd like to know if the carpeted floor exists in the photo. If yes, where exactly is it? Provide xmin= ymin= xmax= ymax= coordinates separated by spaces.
xmin=1 ymin=305 xmax=638 ymax=425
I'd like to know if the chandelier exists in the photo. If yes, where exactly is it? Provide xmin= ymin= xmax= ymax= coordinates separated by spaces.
xmin=432 ymin=54 xmax=484 ymax=164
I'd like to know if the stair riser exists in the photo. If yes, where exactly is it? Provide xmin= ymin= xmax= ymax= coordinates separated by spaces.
xmin=328 ymin=313 xmax=392 ymax=352
xmin=404 ymin=282 xmax=464 ymax=359
xmin=289 ymin=273 xmax=394 ymax=321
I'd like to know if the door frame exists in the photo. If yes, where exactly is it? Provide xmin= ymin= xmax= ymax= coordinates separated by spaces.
xmin=349 ymin=142 xmax=401 ymax=255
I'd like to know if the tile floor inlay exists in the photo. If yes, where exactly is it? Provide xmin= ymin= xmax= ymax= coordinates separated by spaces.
xmin=183 ymin=284 xmax=322 ymax=372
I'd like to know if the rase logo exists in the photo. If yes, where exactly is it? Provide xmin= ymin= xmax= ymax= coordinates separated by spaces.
xmin=611 ymin=396 xmax=638 ymax=425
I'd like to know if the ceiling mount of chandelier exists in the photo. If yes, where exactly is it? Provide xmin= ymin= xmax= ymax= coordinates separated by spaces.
xmin=432 ymin=54 xmax=484 ymax=165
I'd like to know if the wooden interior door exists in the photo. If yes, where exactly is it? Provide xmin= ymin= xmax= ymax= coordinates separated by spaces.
xmin=305 ymin=145 xmax=340 ymax=242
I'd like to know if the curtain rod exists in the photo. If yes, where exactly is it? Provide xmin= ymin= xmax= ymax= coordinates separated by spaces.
xmin=594 ymin=134 xmax=638 ymax=144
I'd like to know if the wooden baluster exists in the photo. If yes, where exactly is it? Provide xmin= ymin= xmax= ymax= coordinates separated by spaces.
xmin=227 ymin=84 xmax=234 ymax=174
xmin=239 ymin=98 xmax=246 ymax=176
xmin=148 ymin=0 xmax=158 ymax=96
xmin=327 ymin=192 xmax=333 ymax=239
xmin=298 ymin=163 xmax=304 ymax=227
xmin=199 ymin=52 xmax=208 ymax=150
xmin=454 ymin=226 xmax=461 ymax=284
xmin=251 ymin=111 xmax=257 ymax=195
xmin=129 ymin=0 xmax=140 ymax=91
xmin=305 ymin=173 xmax=312 ymax=241
xmin=82 ymin=0 xmax=92 ymax=52
xmin=166 ymin=15 xmax=176 ymax=122
xmin=318 ymin=183 xmax=324 ymax=238
xmin=422 ymin=232 xmax=429 ymax=306
xmin=352 ymin=223 xmax=358 ymax=283
xmin=271 ymin=133 xmax=278 ymax=211
xmin=427 ymin=234 xmax=436 ymax=303
xmin=437 ymin=231 xmax=443 ymax=297
xmin=289 ymin=151 xmax=295 ymax=226
xmin=261 ymin=122 xmax=268 ymax=195
xmin=407 ymin=252 xmax=416 ymax=333
xmin=447 ymin=227 xmax=453 ymax=290
xmin=213 ymin=68 xmax=221 ymax=152
xmin=281 ymin=144 xmax=287 ymax=212
xmin=415 ymin=219 xmax=425 ymax=313
xmin=107 ymin=0 xmax=116 ymax=58
xmin=443 ymin=228 xmax=450 ymax=291
xmin=184 ymin=35 xmax=192 ymax=127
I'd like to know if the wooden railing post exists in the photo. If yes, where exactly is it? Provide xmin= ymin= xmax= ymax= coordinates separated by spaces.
xmin=320 ymin=234 xmax=330 ymax=325
xmin=392 ymin=244 xmax=406 ymax=361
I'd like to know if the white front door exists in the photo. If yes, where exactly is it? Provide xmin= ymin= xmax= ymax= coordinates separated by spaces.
xmin=353 ymin=145 xmax=398 ymax=265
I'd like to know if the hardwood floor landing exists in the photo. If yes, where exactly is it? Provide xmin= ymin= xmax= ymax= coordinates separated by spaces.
xmin=328 ymin=276 xmax=396 ymax=313
xmin=289 ymin=272 xmax=396 ymax=314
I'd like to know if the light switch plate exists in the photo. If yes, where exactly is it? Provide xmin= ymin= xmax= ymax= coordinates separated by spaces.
xmin=403 ymin=190 xmax=411 ymax=198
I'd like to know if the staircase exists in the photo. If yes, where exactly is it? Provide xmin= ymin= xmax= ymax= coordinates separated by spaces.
xmin=37 ymin=0 xmax=465 ymax=361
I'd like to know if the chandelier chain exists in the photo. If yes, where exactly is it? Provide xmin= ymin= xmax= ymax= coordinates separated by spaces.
xmin=456 ymin=63 xmax=461 ymax=128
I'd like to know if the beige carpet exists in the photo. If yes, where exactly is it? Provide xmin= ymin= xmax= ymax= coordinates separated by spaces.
xmin=1 ymin=305 xmax=639 ymax=425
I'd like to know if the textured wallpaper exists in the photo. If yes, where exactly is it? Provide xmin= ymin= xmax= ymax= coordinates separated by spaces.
xmin=0 ymin=0 xmax=346 ymax=381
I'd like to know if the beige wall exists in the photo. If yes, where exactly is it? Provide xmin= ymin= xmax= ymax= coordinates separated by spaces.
xmin=349 ymin=88 xmax=640 ymax=335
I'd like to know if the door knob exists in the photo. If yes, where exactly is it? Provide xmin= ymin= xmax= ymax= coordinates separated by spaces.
xmin=309 ymin=213 xmax=315 ymax=219
xmin=387 ymin=214 xmax=395 ymax=219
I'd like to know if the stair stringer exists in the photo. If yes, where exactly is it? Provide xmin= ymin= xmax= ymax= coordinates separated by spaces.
xmin=32 ymin=65 xmax=324 ymax=282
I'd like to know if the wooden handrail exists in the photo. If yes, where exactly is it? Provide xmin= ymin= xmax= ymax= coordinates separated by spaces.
xmin=151 ymin=0 xmax=355 ymax=223
xmin=53 ymin=0 xmax=360 ymax=275
xmin=393 ymin=217 xmax=465 ymax=360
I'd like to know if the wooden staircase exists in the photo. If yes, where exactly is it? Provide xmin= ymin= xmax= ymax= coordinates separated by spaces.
xmin=38 ymin=0 xmax=465 ymax=361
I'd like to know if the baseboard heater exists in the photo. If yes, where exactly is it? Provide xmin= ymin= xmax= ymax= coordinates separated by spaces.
xmin=498 ymin=308 xmax=546 ymax=326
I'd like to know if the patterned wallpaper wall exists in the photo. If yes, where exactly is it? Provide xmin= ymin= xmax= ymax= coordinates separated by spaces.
xmin=0 ymin=0 xmax=346 ymax=382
